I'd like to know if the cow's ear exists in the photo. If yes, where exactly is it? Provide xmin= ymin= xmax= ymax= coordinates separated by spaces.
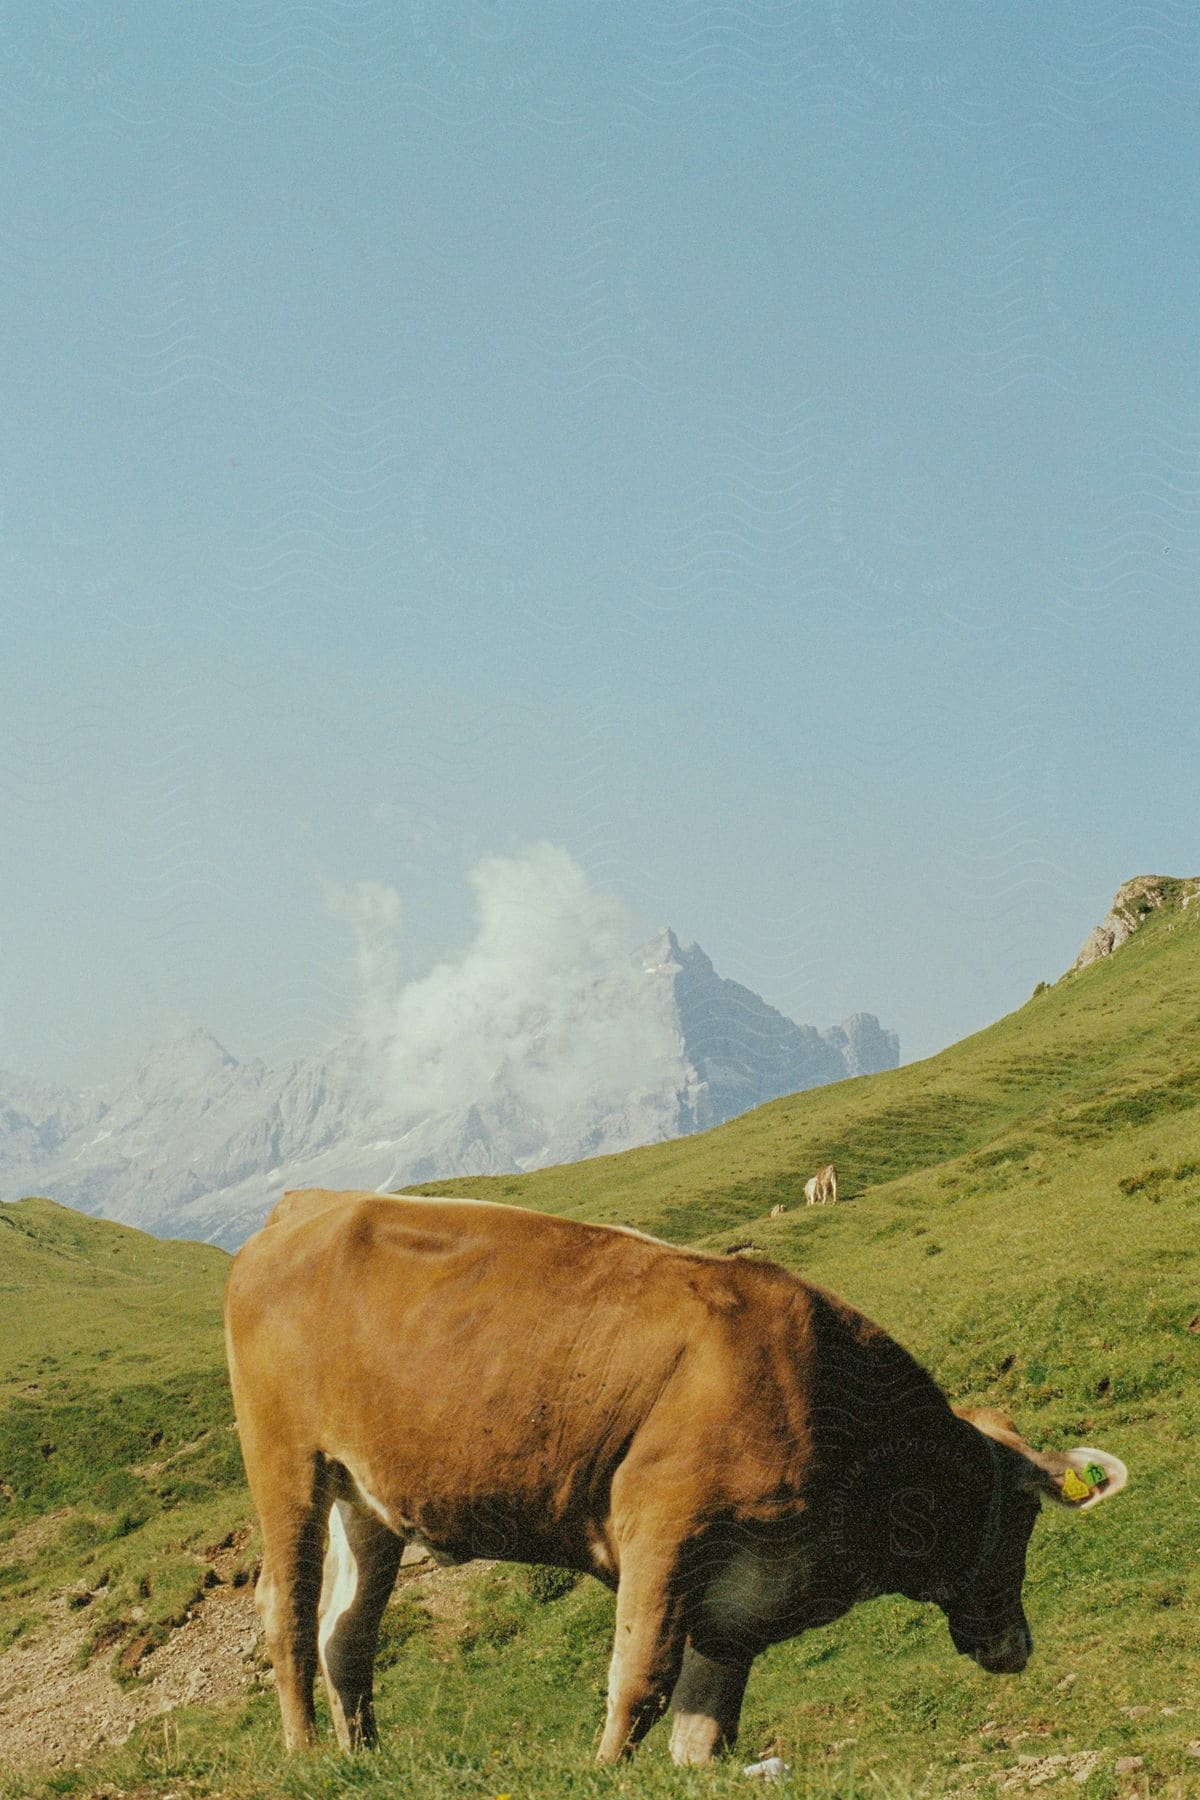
xmin=1019 ymin=1446 xmax=1129 ymax=1511
xmin=958 ymin=1410 xmax=1128 ymax=1509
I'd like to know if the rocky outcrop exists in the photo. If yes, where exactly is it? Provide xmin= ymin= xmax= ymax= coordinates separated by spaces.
xmin=1073 ymin=875 xmax=1199 ymax=970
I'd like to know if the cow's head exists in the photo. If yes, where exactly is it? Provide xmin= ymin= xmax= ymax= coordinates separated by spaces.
xmin=935 ymin=1408 xmax=1127 ymax=1674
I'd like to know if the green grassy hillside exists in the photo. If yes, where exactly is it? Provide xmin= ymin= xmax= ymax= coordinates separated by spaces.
xmin=0 ymin=1202 xmax=248 ymax=1666
xmin=3 ymin=888 xmax=1200 ymax=1797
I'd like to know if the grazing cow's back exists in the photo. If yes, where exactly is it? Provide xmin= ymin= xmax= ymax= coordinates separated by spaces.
xmin=225 ymin=1190 xmax=1127 ymax=1765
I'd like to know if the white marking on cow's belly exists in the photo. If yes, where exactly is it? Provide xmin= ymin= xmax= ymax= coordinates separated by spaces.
xmin=349 ymin=1474 xmax=396 ymax=1531
xmin=338 ymin=1459 xmax=406 ymax=1535
xmin=343 ymin=1466 xmax=465 ymax=1564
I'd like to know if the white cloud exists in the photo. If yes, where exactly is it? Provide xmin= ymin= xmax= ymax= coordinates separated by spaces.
xmin=321 ymin=877 xmax=404 ymax=1051
xmin=329 ymin=845 xmax=678 ymax=1134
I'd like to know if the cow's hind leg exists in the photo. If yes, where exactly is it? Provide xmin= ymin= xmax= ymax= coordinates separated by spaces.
xmin=596 ymin=1551 xmax=688 ymax=1762
xmin=253 ymin=1457 xmax=333 ymax=1750
xmin=668 ymin=1643 xmax=751 ymax=1765
xmin=318 ymin=1500 xmax=403 ymax=1751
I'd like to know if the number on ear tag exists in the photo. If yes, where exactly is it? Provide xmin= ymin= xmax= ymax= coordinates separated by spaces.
xmin=1061 ymin=1467 xmax=1092 ymax=1502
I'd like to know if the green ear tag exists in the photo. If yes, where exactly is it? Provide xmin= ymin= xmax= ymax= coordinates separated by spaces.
xmin=1083 ymin=1462 xmax=1107 ymax=1488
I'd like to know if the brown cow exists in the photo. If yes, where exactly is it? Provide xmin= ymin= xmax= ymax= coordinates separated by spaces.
xmin=225 ymin=1190 xmax=1127 ymax=1765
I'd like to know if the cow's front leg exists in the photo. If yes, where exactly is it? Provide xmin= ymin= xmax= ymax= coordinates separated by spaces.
xmin=596 ymin=1552 xmax=688 ymax=1762
xmin=668 ymin=1642 xmax=751 ymax=1764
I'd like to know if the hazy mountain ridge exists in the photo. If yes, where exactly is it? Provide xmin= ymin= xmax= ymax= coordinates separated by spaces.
xmin=1 ymin=931 xmax=897 ymax=1248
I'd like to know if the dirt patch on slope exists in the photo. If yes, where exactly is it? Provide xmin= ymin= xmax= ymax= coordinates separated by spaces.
xmin=0 ymin=1575 xmax=262 ymax=1772
xmin=0 ymin=1547 xmax=474 ymax=1776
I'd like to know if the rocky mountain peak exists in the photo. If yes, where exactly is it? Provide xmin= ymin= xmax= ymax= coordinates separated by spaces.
xmin=126 ymin=1026 xmax=235 ymax=1086
xmin=639 ymin=926 xmax=708 ymax=973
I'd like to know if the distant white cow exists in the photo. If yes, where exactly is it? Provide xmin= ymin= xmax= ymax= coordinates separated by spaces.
xmin=769 ymin=1203 xmax=786 ymax=1218
xmin=805 ymin=1163 xmax=839 ymax=1206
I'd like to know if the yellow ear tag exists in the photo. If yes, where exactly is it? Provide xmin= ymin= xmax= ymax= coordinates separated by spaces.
xmin=1061 ymin=1467 xmax=1092 ymax=1502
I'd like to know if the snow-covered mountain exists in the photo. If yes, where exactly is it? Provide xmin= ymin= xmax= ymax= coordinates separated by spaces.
xmin=1 ymin=930 xmax=897 ymax=1248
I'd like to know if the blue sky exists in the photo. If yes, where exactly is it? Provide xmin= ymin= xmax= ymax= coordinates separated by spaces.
xmin=2 ymin=3 xmax=1197 ymax=1088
